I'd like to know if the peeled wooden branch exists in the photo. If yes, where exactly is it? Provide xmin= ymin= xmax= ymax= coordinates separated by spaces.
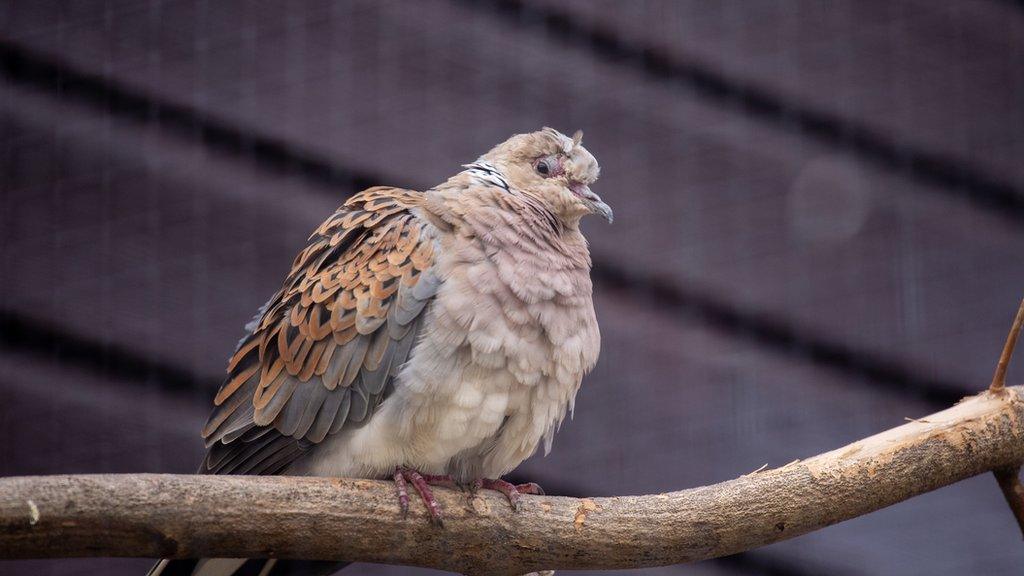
xmin=1 ymin=387 xmax=1022 ymax=575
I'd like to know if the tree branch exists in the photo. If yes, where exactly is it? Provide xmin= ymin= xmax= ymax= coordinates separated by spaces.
xmin=990 ymin=298 xmax=1024 ymax=393
xmin=1 ymin=387 xmax=1022 ymax=575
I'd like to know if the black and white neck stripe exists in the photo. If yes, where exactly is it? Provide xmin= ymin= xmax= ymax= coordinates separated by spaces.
xmin=462 ymin=161 xmax=511 ymax=192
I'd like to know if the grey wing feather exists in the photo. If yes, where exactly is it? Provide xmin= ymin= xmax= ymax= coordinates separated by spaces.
xmin=200 ymin=191 xmax=439 ymax=477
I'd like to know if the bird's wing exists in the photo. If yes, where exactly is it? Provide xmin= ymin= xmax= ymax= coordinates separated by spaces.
xmin=200 ymin=186 xmax=441 ymax=475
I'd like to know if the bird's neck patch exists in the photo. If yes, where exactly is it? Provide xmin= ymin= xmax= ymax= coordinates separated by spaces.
xmin=462 ymin=161 xmax=511 ymax=193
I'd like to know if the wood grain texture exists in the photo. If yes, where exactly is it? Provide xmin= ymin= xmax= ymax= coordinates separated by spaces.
xmin=1 ymin=387 xmax=1022 ymax=575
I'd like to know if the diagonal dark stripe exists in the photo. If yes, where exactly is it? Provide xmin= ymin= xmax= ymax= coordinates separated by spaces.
xmin=0 ymin=38 xmax=971 ymax=408
xmin=0 ymin=40 xmax=399 ymax=193
xmin=593 ymin=265 xmax=965 ymax=406
xmin=0 ymin=310 xmax=215 ymax=394
xmin=997 ymin=0 xmax=1024 ymax=13
xmin=458 ymin=0 xmax=1024 ymax=227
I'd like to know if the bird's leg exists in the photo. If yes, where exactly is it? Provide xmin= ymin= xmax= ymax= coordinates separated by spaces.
xmin=473 ymin=478 xmax=545 ymax=512
xmin=392 ymin=467 xmax=446 ymax=525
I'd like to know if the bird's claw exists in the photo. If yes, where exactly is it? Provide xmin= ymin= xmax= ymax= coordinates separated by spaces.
xmin=516 ymin=482 xmax=545 ymax=496
xmin=474 ymin=478 xmax=544 ymax=512
xmin=392 ymin=469 xmax=544 ymax=521
xmin=393 ymin=467 xmax=448 ymax=526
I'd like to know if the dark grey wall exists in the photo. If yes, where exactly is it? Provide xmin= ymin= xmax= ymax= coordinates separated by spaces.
xmin=1 ymin=1 xmax=1023 ymax=575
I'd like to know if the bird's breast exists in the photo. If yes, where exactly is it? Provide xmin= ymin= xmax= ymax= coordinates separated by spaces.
xmin=390 ymin=237 xmax=599 ymax=477
xmin=295 ymin=232 xmax=601 ymax=481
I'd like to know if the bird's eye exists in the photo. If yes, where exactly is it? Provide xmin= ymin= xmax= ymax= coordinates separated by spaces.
xmin=536 ymin=161 xmax=550 ymax=176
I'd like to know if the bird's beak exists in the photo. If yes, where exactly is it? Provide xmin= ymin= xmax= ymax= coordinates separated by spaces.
xmin=575 ymin=185 xmax=614 ymax=223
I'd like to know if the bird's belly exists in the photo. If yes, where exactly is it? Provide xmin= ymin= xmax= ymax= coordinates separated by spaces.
xmin=288 ymin=357 xmax=526 ymax=481
xmin=395 ymin=371 xmax=519 ymax=476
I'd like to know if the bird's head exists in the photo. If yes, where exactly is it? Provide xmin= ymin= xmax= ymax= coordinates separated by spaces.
xmin=479 ymin=127 xmax=612 ymax=225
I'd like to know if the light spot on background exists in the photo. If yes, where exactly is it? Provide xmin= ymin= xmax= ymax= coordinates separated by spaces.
xmin=787 ymin=155 xmax=872 ymax=245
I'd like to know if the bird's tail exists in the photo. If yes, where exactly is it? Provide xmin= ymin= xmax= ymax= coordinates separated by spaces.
xmin=147 ymin=558 xmax=346 ymax=576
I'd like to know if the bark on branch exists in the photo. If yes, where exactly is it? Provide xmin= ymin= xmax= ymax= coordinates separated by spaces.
xmin=1 ymin=387 xmax=1023 ymax=575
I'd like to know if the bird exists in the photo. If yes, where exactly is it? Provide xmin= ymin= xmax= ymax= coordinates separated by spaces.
xmin=148 ymin=127 xmax=611 ymax=576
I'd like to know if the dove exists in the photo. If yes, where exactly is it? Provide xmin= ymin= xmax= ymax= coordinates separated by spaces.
xmin=149 ymin=127 xmax=610 ymax=576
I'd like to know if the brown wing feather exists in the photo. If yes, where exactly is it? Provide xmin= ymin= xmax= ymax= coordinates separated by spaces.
xmin=200 ymin=187 xmax=440 ymax=474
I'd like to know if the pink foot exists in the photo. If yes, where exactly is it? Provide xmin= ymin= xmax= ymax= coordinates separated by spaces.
xmin=474 ymin=478 xmax=545 ymax=511
xmin=392 ymin=467 xmax=453 ymax=525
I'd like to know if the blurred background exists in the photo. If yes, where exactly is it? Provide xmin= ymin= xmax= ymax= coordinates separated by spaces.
xmin=1 ymin=1 xmax=1023 ymax=575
